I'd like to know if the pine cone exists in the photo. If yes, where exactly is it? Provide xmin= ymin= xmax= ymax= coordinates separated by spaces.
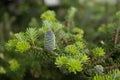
xmin=44 ymin=30 xmax=56 ymax=52
xmin=94 ymin=65 xmax=104 ymax=74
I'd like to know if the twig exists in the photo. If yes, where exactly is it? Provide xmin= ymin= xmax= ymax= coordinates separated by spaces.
xmin=31 ymin=46 xmax=43 ymax=51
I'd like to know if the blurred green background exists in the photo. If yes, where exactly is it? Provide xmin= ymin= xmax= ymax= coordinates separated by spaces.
xmin=0 ymin=0 xmax=119 ymax=43
xmin=0 ymin=0 xmax=119 ymax=41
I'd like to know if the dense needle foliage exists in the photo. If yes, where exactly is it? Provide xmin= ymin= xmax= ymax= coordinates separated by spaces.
xmin=0 ymin=0 xmax=120 ymax=80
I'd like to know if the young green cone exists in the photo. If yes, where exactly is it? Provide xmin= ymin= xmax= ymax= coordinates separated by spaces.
xmin=44 ymin=30 xmax=56 ymax=52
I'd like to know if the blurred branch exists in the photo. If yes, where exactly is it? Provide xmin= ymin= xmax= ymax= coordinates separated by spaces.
xmin=116 ymin=0 xmax=120 ymax=10
xmin=104 ymin=64 xmax=120 ymax=72
xmin=114 ymin=26 xmax=120 ymax=48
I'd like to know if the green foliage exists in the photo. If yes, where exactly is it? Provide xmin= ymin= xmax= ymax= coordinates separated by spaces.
xmin=67 ymin=58 xmax=83 ymax=74
xmin=26 ymin=28 xmax=38 ymax=44
xmin=116 ymin=11 xmax=120 ymax=19
xmin=98 ymin=23 xmax=116 ymax=34
xmin=92 ymin=47 xmax=105 ymax=57
xmin=75 ymin=41 xmax=86 ymax=49
xmin=55 ymin=53 xmax=89 ymax=74
xmin=4 ymin=9 xmax=93 ymax=78
xmin=14 ymin=32 xmax=26 ymax=42
xmin=65 ymin=45 xmax=79 ymax=55
xmin=40 ymin=20 xmax=63 ymax=33
xmin=39 ymin=10 xmax=64 ymax=35
xmin=74 ymin=33 xmax=83 ymax=40
xmin=72 ymin=27 xmax=84 ymax=34
xmin=6 ymin=39 xmax=18 ymax=51
xmin=0 ymin=53 xmax=4 ymax=60
xmin=66 ymin=7 xmax=77 ymax=20
xmin=55 ymin=56 xmax=68 ymax=67
xmin=1 ymin=5 xmax=120 ymax=80
xmin=55 ymin=56 xmax=83 ymax=74
xmin=6 ymin=27 xmax=39 ymax=53
xmin=29 ymin=18 xmax=39 ymax=28
xmin=55 ymin=37 xmax=89 ymax=74
xmin=15 ymin=41 xmax=30 ymax=53
xmin=9 ymin=59 xmax=20 ymax=71
xmin=74 ymin=54 xmax=89 ymax=63
xmin=71 ymin=26 xmax=84 ymax=41
xmin=0 ymin=66 xmax=6 ymax=74
xmin=6 ymin=34 xmax=30 ymax=53
xmin=93 ymin=69 xmax=120 ymax=80
xmin=41 ymin=10 xmax=56 ymax=21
